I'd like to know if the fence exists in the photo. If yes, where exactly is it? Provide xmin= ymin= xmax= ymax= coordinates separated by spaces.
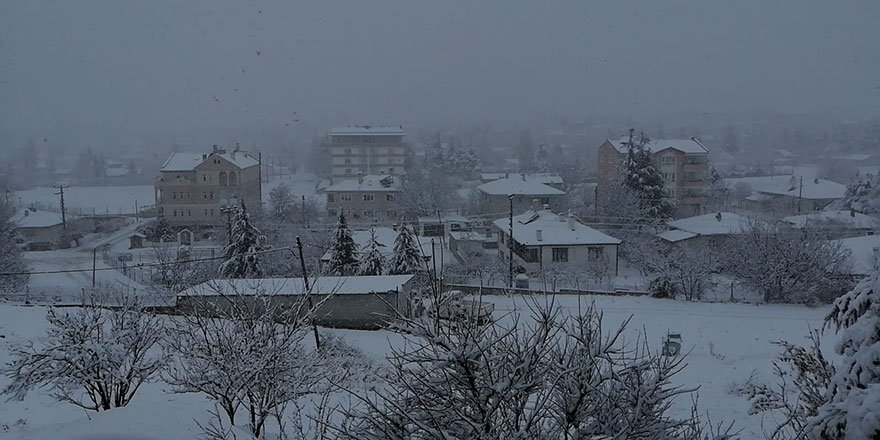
xmin=442 ymin=283 xmax=647 ymax=297
xmin=102 ymin=246 xmax=219 ymax=286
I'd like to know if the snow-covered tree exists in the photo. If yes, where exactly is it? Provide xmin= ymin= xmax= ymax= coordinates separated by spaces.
xmin=719 ymin=223 xmax=852 ymax=303
xmin=831 ymin=173 xmax=880 ymax=215
xmin=357 ymin=228 xmax=385 ymax=276
xmin=143 ymin=217 xmax=173 ymax=242
xmin=164 ymin=283 xmax=339 ymax=439
xmin=0 ymin=198 xmax=27 ymax=292
xmin=621 ymin=131 xmax=676 ymax=220
xmin=268 ymin=183 xmax=295 ymax=220
xmin=388 ymin=223 xmax=423 ymax=275
xmin=807 ymin=271 xmax=880 ymax=439
xmin=2 ymin=287 xmax=164 ymax=411
xmin=219 ymin=201 xmax=268 ymax=279
xmin=327 ymin=212 xmax=358 ymax=275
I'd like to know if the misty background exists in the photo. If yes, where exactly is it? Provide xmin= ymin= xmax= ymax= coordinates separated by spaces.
xmin=0 ymin=0 xmax=878 ymax=188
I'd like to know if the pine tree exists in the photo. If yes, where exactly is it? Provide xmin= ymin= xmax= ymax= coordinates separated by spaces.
xmin=388 ymin=223 xmax=424 ymax=275
xmin=219 ymin=201 xmax=269 ymax=279
xmin=0 ymin=199 xmax=27 ymax=292
xmin=327 ymin=212 xmax=358 ymax=275
xmin=357 ymin=228 xmax=385 ymax=276
xmin=808 ymin=271 xmax=880 ymax=439
xmin=621 ymin=130 xmax=676 ymax=220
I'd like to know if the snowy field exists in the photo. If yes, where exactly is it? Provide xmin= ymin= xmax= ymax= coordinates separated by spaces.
xmin=0 ymin=294 xmax=831 ymax=439
xmin=14 ymin=185 xmax=155 ymax=216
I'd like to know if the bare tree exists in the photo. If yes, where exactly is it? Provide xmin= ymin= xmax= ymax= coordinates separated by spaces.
xmin=2 ymin=285 xmax=164 ymax=411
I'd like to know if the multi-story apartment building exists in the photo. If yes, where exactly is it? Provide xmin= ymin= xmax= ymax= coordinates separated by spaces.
xmin=155 ymin=146 xmax=261 ymax=227
xmin=324 ymin=175 xmax=401 ymax=223
xmin=329 ymin=125 xmax=406 ymax=183
xmin=597 ymin=136 xmax=710 ymax=215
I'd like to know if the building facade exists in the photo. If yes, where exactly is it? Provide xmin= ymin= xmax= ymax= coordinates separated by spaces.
xmin=329 ymin=125 xmax=407 ymax=183
xmin=476 ymin=175 xmax=567 ymax=215
xmin=597 ymin=137 xmax=710 ymax=215
xmin=155 ymin=146 xmax=261 ymax=227
xmin=324 ymin=175 xmax=402 ymax=223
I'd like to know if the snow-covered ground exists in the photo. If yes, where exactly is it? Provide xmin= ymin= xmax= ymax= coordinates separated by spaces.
xmin=0 ymin=293 xmax=831 ymax=439
xmin=14 ymin=185 xmax=155 ymax=216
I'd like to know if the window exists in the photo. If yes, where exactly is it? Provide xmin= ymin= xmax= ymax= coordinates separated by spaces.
xmin=328 ymin=208 xmax=338 ymax=217
xmin=363 ymin=194 xmax=375 ymax=202
xmin=662 ymin=155 xmax=676 ymax=165
xmin=345 ymin=168 xmax=352 ymax=175
xmin=210 ymin=191 xmax=214 ymax=199
xmin=587 ymin=247 xmax=604 ymax=260
xmin=344 ymin=148 xmax=352 ymax=154
xmin=173 ymin=209 xmax=177 ymax=217
xmin=386 ymin=194 xmax=396 ymax=202
xmin=210 ymin=209 xmax=214 ymax=216
xmin=389 ymin=167 xmax=396 ymax=174
xmin=203 ymin=174 xmax=207 ymax=181
xmin=362 ymin=210 xmax=376 ymax=217
xmin=204 ymin=209 xmax=208 ymax=216
xmin=172 ymin=192 xmax=177 ymax=199
xmin=526 ymin=248 xmax=540 ymax=263
xmin=344 ymin=158 xmax=351 ymax=164
xmin=188 ymin=209 xmax=192 ymax=216
xmin=552 ymin=247 xmax=569 ymax=262
xmin=663 ymin=172 xmax=676 ymax=182
xmin=327 ymin=193 xmax=335 ymax=203
xmin=341 ymin=193 xmax=352 ymax=202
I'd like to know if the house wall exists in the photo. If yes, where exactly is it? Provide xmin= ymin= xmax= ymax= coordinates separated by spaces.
xmin=17 ymin=224 xmax=64 ymax=244
xmin=496 ymin=229 xmax=619 ymax=276
xmin=477 ymin=192 xmax=565 ymax=215
xmin=325 ymin=190 xmax=401 ymax=223
xmin=155 ymin=155 xmax=261 ymax=227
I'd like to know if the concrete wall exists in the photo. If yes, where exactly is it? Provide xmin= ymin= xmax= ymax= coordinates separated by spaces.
xmin=498 ymin=237 xmax=619 ymax=276
xmin=325 ymin=190 xmax=400 ymax=223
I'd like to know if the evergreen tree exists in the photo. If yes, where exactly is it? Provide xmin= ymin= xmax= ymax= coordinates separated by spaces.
xmin=621 ymin=130 xmax=676 ymax=220
xmin=0 ymin=199 xmax=27 ymax=292
xmin=388 ymin=223 xmax=424 ymax=275
xmin=219 ymin=201 xmax=269 ymax=279
xmin=357 ymin=228 xmax=385 ymax=276
xmin=327 ymin=212 xmax=358 ymax=275
xmin=808 ymin=271 xmax=880 ymax=439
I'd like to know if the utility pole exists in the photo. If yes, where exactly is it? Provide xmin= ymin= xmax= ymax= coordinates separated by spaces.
xmin=296 ymin=236 xmax=321 ymax=350
xmin=508 ymin=194 xmax=514 ymax=288
xmin=301 ymin=195 xmax=307 ymax=226
xmin=53 ymin=184 xmax=70 ymax=231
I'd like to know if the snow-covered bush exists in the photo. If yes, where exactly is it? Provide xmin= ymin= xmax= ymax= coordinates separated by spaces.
xmin=807 ymin=271 xmax=880 ymax=439
xmin=0 ymin=198 xmax=27 ymax=293
xmin=2 ymin=286 xmax=164 ymax=411
xmin=219 ymin=200 xmax=270 ymax=279
xmin=334 ymin=299 xmax=735 ymax=439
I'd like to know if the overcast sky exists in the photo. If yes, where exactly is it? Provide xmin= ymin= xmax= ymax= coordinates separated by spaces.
xmin=1 ymin=0 xmax=878 ymax=133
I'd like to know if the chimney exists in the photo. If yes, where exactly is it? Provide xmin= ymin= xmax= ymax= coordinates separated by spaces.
xmin=536 ymin=229 xmax=543 ymax=242
xmin=23 ymin=210 xmax=29 ymax=217
xmin=505 ymin=172 xmax=509 ymax=179
xmin=234 ymin=142 xmax=240 ymax=152
xmin=212 ymin=144 xmax=219 ymax=153
xmin=568 ymin=215 xmax=576 ymax=231
xmin=850 ymin=209 xmax=856 ymax=217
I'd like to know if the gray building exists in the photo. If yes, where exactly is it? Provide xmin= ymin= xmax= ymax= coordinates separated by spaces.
xmin=176 ymin=275 xmax=416 ymax=330
xmin=329 ymin=125 xmax=407 ymax=184
xmin=324 ymin=175 xmax=402 ymax=223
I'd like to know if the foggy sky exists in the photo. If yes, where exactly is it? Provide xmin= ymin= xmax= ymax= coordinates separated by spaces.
xmin=1 ymin=1 xmax=878 ymax=134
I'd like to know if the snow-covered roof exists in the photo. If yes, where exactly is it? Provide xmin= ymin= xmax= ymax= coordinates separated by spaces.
xmin=782 ymin=211 xmax=880 ymax=230
xmin=480 ymin=172 xmax=563 ymax=185
xmin=657 ymin=229 xmax=698 ymax=243
xmin=724 ymin=175 xmax=846 ymax=200
xmin=11 ymin=209 xmax=64 ymax=228
xmin=105 ymin=167 xmax=130 ymax=177
xmin=328 ymin=125 xmax=405 ymax=136
xmin=449 ymin=230 xmax=493 ymax=242
xmin=477 ymin=176 xmax=565 ymax=196
xmin=418 ymin=214 xmax=471 ymax=225
xmin=607 ymin=137 xmax=709 ymax=155
xmin=666 ymin=212 xmax=752 ymax=237
xmin=179 ymin=275 xmax=414 ymax=297
xmin=833 ymin=235 xmax=880 ymax=276
xmin=324 ymin=175 xmax=401 ymax=192
xmin=492 ymin=209 xmax=620 ymax=246
xmin=161 ymin=151 xmax=259 ymax=172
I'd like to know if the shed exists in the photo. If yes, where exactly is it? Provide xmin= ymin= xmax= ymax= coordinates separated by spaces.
xmin=129 ymin=233 xmax=146 ymax=249
xmin=176 ymin=275 xmax=416 ymax=329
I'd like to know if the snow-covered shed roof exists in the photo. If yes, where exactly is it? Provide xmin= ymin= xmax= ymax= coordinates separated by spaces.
xmin=492 ymin=209 xmax=620 ymax=246
xmin=477 ymin=176 xmax=565 ymax=196
xmin=179 ymin=275 xmax=414 ymax=297
xmin=11 ymin=209 xmax=64 ymax=228
xmin=833 ymin=235 xmax=880 ymax=276
xmin=480 ymin=172 xmax=563 ymax=185
xmin=607 ymin=137 xmax=709 ymax=155
xmin=329 ymin=125 xmax=405 ymax=136
xmin=782 ymin=211 xmax=880 ymax=230
xmin=666 ymin=212 xmax=752 ymax=237
xmin=161 ymin=151 xmax=259 ymax=172
xmin=324 ymin=175 xmax=401 ymax=192
xmin=657 ymin=229 xmax=698 ymax=243
xmin=724 ymin=175 xmax=846 ymax=200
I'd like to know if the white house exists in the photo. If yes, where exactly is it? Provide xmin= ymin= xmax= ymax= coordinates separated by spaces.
xmin=176 ymin=275 xmax=415 ymax=329
xmin=658 ymin=212 xmax=753 ymax=244
xmin=493 ymin=208 xmax=621 ymax=275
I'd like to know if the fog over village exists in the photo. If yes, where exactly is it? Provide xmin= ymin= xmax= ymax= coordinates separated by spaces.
xmin=1 ymin=1 xmax=879 ymax=439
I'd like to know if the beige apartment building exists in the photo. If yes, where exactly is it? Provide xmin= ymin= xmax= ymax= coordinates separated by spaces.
xmin=329 ymin=125 xmax=406 ymax=183
xmin=324 ymin=175 xmax=401 ymax=224
xmin=597 ymin=137 xmax=710 ymax=215
xmin=155 ymin=146 xmax=261 ymax=226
